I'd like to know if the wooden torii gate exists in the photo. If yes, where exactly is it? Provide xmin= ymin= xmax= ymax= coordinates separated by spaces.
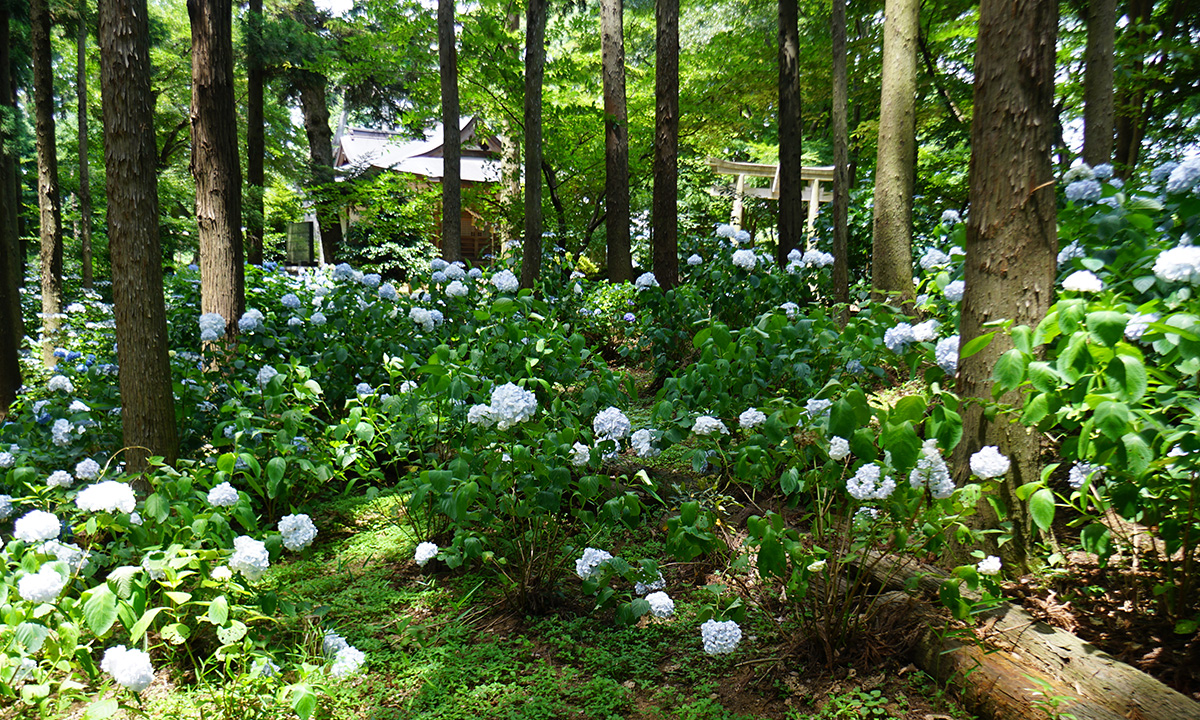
xmin=708 ymin=158 xmax=834 ymax=236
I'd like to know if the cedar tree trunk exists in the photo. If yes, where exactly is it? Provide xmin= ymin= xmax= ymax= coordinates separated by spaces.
xmin=297 ymin=73 xmax=343 ymax=265
xmin=78 ymin=4 xmax=95 ymax=289
xmin=32 ymin=0 xmax=65 ymax=366
xmin=245 ymin=0 xmax=264 ymax=265
xmin=1082 ymin=0 xmax=1116 ymax=167
xmin=831 ymin=0 xmax=850 ymax=311
xmin=777 ymin=0 xmax=802 ymax=268
xmin=652 ymin=0 xmax=679 ymax=289
xmin=0 ymin=6 xmax=20 ymax=413
xmin=601 ymin=0 xmax=632 ymax=283
xmin=439 ymin=0 xmax=462 ymax=262
xmin=520 ymin=0 xmax=547 ymax=289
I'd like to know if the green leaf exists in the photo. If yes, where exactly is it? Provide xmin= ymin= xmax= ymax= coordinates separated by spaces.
xmin=959 ymin=332 xmax=995 ymax=361
xmin=145 ymin=493 xmax=170 ymax=524
xmin=1094 ymin=401 xmax=1130 ymax=440
xmin=1105 ymin=354 xmax=1147 ymax=402
xmin=1026 ymin=361 xmax=1060 ymax=394
xmin=1121 ymin=433 xmax=1153 ymax=475
xmin=1080 ymin=523 xmax=1113 ymax=565
xmin=1086 ymin=311 xmax=1128 ymax=347
xmin=1029 ymin=488 xmax=1056 ymax=532
xmin=890 ymin=395 xmax=927 ymax=425
xmin=354 ymin=422 xmax=375 ymax=443
xmin=83 ymin=699 xmax=119 ymax=720
xmin=881 ymin=421 xmax=921 ymax=472
xmin=130 ymin=607 xmax=165 ymax=644
xmin=267 ymin=457 xmax=287 ymax=485
xmin=992 ymin=349 xmax=1029 ymax=397
xmin=756 ymin=534 xmax=787 ymax=579
xmin=83 ymin=585 xmax=118 ymax=637
xmin=208 ymin=595 xmax=229 ymax=626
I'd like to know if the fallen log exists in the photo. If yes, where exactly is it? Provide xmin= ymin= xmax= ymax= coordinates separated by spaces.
xmin=866 ymin=554 xmax=1200 ymax=720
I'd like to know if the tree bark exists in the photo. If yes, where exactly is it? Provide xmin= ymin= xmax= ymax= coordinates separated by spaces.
xmin=1082 ymin=0 xmax=1117 ymax=167
xmin=0 ymin=6 xmax=21 ymax=413
xmin=98 ymin=0 xmax=180 ymax=470
xmin=297 ymin=73 xmax=343 ymax=265
xmin=601 ymin=0 xmax=631 ymax=283
xmin=439 ymin=0 xmax=462 ymax=263
xmin=777 ymin=0 xmax=802 ymax=268
xmin=1113 ymin=0 xmax=1152 ymax=178
xmin=831 ymin=0 xmax=850 ymax=313
xmin=189 ymin=0 xmax=245 ymax=336
xmin=245 ymin=0 xmax=265 ymax=265
xmin=652 ymin=0 xmax=679 ymax=290
xmin=77 ymin=3 xmax=95 ymax=289
xmin=32 ymin=0 xmax=65 ymax=367
xmin=520 ymin=0 xmax=547 ymax=289
xmin=870 ymin=0 xmax=918 ymax=304
xmin=953 ymin=0 xmax=1059 ymax=570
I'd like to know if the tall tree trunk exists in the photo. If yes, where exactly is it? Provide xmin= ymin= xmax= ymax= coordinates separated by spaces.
xmin=601 ymin=0 xmax=632 ymax=283
xmin=189 ymin=0 xmax=245 ymax=335
xmin=77 ymin=4 xmax=95 ymax=289
xmin=652 ymin=0 xmax=679 ymax=289
xmin=439 ymin=0 xmax=462 ymax=263
xmin=98 ymin=0 xmax=180 ymax=470
xmin=1113 ymin=0 xmax=1152 ymax=178
xmin=831 ymin=0 xmax=850 ymax=312
xmin=0 ymin=6 xmax=21 ymax=414
xmin=245 ymin=0 xmax=264 ymax=265
xmin=1082 ymin=0 xmax=1117 ymax=167
xmin=870 ymin=0 xmax=918 ymax=304
xmin=953 ymin=0 xmax=1059 ymax=571
xmin=297 ymin=74 xmax=342 ymax=265
xmin=777 ymin=0 xmax=802 ymax=268
xmin=32 ymin=0 xmax=65 ymax=367
xmin=520 ymin=0 xmax=547 ymax=289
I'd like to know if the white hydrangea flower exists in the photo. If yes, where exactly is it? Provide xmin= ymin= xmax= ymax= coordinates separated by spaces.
xmin=467 ymin=404 xmax=495 ymax=427
xmin=0 ymin=494 xmax=13 ymax=520
xmin=687 ymin=254 xmax=703 ymax=266
xmin=18 ymin=564 xmax=68 ymax=603
xmin=935 ymin=335 xmax=959 ymax=376
xmin=940 ymin=209 xmax=962 ymax=225
xmin=942 ymin=280 xmax=964 ymax=302
xmin=731 ymin=249 xmax=757 ymax=271
xmin=281 ymin=293 xmax=302 ymax=309
xmin=593 ymin=407 xmax=632 ymax=442
xmin=976 ymin=555 xmax=1002 ymax=576
xmin=445 ymin=280 xmax=468 ymax=297
xmin=1057 ymin=241 xmax=1086 ymax=267
xmin=323 ymin=631 xmax=349 ymax=657
xmin=491 ymin=269 xmax=520 ymax=293
xmin=969 ymin=446 xmax=1011 ymax=479
xmin=805 ymin=398 xmax=832 ymax=417
xmin=47 ymin=470 xmax=73 ymax=488
xmin=1153 ymin=246 xmax=1200 ymax=284
xmin=101 ymin=646 xmax=155 ymax=693
xmin=238 ymin=308 xmax=265 ymax=333
xmin=199 ymin=312 xmax=227 ymax=342
xmin=415 ymin=542 xmax=439 ymax=567
xmin=700 ymin=619 xmax=742 ymax=654
xmin=355 ymin=382 xmax=373 ymax=397
xmin=692 ymin=415 xmax=728 ymax=436
xmin=279 ymin=514 xmax=318 ymax=551
xmin=1068 ymin=462 xmax=1104 ymax=490
xmin=15 ymin=510 xmax=61 ymax=543
xmin=630 ymin=429 xmax=660 ymax=458
xmin=409 ymin=306 xmax=434 ymax=332
xmin=0 ymin=451 xmax=13 ymax=468
xmin=39 ymin=539 xmax=90 ymax=572
xmin=48 ymin=375 xmax=75 ymax=393
xmin=75 ymin=458 xmax=102 ymax=480
xmin=330 ymin=646 xmax=365 ymax=678
xmin=1165 ymin=157 xmax=1200 ymax=195
xmin=207 ymin=482 xmax=239 ymax=508
xmin=634 ymin=272 xmax=660 ymax=290
xmin=211 ymin=565 xmax=233 ymax=581
xmin=570 ymin=442 xmax=590 ymax=467
xmin=51 ymin=418 xmax=73 ymax=447
xmin=919 ymin=248 xmax=951 ymax=270
xmin=68 ymin=400 xmax=91 ymax=413
xmin=779 ymin=302 xmax=799 ymax=319
xmin=912 ymin=319 xmax=939 ymax=342
xmin=884 ymin=323 xmax=916 ymax=353
xmin=575 ymin=547 xmax=612 ymax=580
xmin=716 ymin=223 xmax=737 ymax=238
xmin=802 ymin=249 xmax=834 ymax=268
xmin=1062 ymin=270 xmax=1103 ymax=293
xmin=829 ymin=436 xmax=850 ymax=461
xmin=635 ymin=571 xmax=665 ymax=596
xmin=909 ymin=439 xmax=955 ymax=500
xmin=646 ymin=591 xmax=674 ymax=618
xmin=847 ymin=463 xmax=896 ymax=501
xmin=739 ymin=408 xmax=767 ymax=429
xmin=1125 ymin=312 xmax=1158 ymax=341
xmin=490 ymin=383 xmax=537 ymax=430
xmin=76 ymin=481 xmax=137 ymax=514
xmin=229 ymin=536 xmax=270 ymax=582
xmin=257 ymin=365 xmax=279 ymax=389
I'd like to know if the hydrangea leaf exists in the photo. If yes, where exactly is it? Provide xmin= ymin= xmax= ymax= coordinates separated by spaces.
xmin=1086 ymin=311 xmax=1128 ymax=347
xmin=82 ymin=585 xmax=117 ymax=636
xmin=1029 ymin=488 xmax=1056 ymax=532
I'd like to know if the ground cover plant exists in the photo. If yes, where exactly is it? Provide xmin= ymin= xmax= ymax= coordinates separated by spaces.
xmin=2 ymin=158 xmax=1200 ymax=719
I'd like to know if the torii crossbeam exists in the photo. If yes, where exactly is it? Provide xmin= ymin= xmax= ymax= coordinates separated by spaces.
xmin=708 ymin=158 xmax=834 ymax=236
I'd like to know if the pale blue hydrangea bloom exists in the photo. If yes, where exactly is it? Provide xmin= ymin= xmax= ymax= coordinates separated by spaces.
xmin=909 ymin=439 xmax=955 ymax=499
xmin=361 ymin=273 xmax=381 ymax=287
xmin=1153 ymin=246 xmax=1200 ymax=284
xmin=279 ymin=514 xmax=318 ymax=551
xmin=1065 ymin=179 xmax=1102 ymax=203
xmin=47 ymin=470 xmax=73 ymax=488
xmin=1057 ymin=241 xmax=1086 ymax=267
xmin=288 ymin=317 xmax=303 ymax=328
xmin=700 ymin=619 xmax=742 ymax=654
xmin=739 ymin=408 xmax=766 ymax=429
xmin=1068 ymin=462 xmax=1104 ymax=490
xmin=575 ymin=547 xmax=612 ymax=580
xmin=569 ymin=442 xmax=590 ymax=467
xmin=646 ymin=591 xmax=674 ymax=618
xmin=207 ymin=482 xmax=239 ymax=508
xmin=912 ymin=319 xmax=939 ymax=342
xmin=940 ymin=209 xmax=962 ymax=225
xmin=634 ymin=272 xmax=659 ymax=290
xmin=692 ymin=415 xmax=728 ymax=436
xmin=1125 ymin=312 xmax=1158 ymax=341
xmin=687 ymin=254 xmax=703 ymax=266
xmin=1166 ymin=157 xmax=1200 ymax=195
xmin=281 ymin=293 xmax=301 ymax=309
xmin=355 ymin=383 xmax=373 ymax=396
xmin=490 ymin=383 xmax=537 ymax=430
xmin=593 ymin=407 xmax=632 ymax=442
xmin=847 ymin=463 xmax=895 ymax=501
xmin=230 ymin=536 xmax=270 ymax=581
xmin=311 ymin=311 xmax=327 ymax=325
xmin=378 ymin=283 xmax=398 ymax=301
xmin=829 ymin=436 xmax=850 ymax=461
xmin=631 ymin=428 xmax=660 ymax=458
xmin=446 ymin=280 xmax=468 ymax=297
xmin=75 ymin=458 xmax=101 ymax=480
xmin=969 ymin=446 xmax=1010 ymax=479
xmin=732 ymin=249 xmax=757 ymax=271
xmin=257 ymin=365 xmax=278 ymax=389
xmin=802 ymin=249 xmax=834 ymax=267
xmin=238 ymin=308 xmax=265 ymax=332
xmin=330 ymin=646 xmax=365 ymax=678
xmin=445 ymin=263 xmax=466 ymax=280
xmin=943 ymin=280 xmax=965 ymax=302
xmin=48 ymin=375 xmax=74 ymax=393
xmin=919 ymin=248 xmax=951 ymax=270
xmin=935 ymin=335 xmax=959 ymax=376
xmin=491 ymin=270 xmax=519 ymax=293
xmin=199 ymin=312 xmax=226 ymax=342
xmin=884 ymin=323 xmax=916 ymax=353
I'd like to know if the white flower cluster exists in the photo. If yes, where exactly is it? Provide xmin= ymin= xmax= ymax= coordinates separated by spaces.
xmin=76 ymin=481 xmax=137 ymax=514
xmin=1065 ymin=179 xmax=1102 ymax=203
xmin=356 ymin=382 xmax=373 ymax=397
xmin=687 ymin=253 xmax=703 ymax=266
xmin=829 ymin=436 xmax=850 ymax=461
xmin=909 ymin=439 xmax=955 ymax=500
xmin=1165 ymin=156 xmax=1200 ymax=195
xmin=935 ymin=335 xmax=959 ymax=376
xmin=575 ymin=547 xmax=612 ymax=580
xmin=281 ymin=293 xmax=302 ymax=309
xmin=847 ymin=464 xmax=896 ymax=501
xmin=410 ymin=306 xmax=436 ymax=332
xmin=943 ymin=280 xmax=965 ymax=302
xmin=15 ymin=510 xmax=61 ymax=543
xmin=0 ymin=494 xmax=13 ymax=520
xmin=570 ymin=442 xmax=590 ymax=466
xmin=969 ymin=446 xmax=1011 ymax=479
xmin=68 ymin=399 xmax=90 ymax=413
xmin=779 ymin=302 xmax=799 ymax=320
xmin=415 ymin=542 xmax=438 ymax=567
xmin=700 ymin=619 xmax=742 ymax=655
xmin=919 ymin=248 xmax=951 ymax=270
xmin=912 ymin=319 xmax=939 ymax=342
xmin=630 ymin=428 xmax=660 ymax=458
xmin=1125 ymin=312 xmax=1158 ymax=341
xmin=238 ymin=308 xmax=265 ymax=333
xmin=47 ymin=470 xmax=73 ymax=488
xmin=230 ymin=536 xmax=270 ymax=581
xmin=19 ymin=564 xmax=67 ymax=603
xmin=732 ymin=249 xmax=757 ymax=271
xmin=594 ymin=407 xmax=632 ymax=444
xmin=311 ymin=311 xmax=327 ymax=325
xmin=208 ymin=482 xmax=239 ymax=507
xmin=739 ymin=408 xmax=766 ymax=429
xmin=635 ymin=571 xmax=665 ymax=595
xmin=51 ymin=418 xmax=74 ymax=447
xmin=491 ymin=269 xmax=520 ymax=293
xmin=940 ymin=209 xmax=962 ymax=225
xmin=331 ymin=646 xmax=365 ymax=678
xmin=646 ymin=591 xmax=674 ymax=618
xmin=75 ymin=458 xmax=101 ymax=481
xmin=488 ymin=383 xmax=538 ymax=430
xmin=634 ymin=272 xmax=660 ymax=290
xmin=1057 ymin=241 xmax=1086 ymax=267
xmin=279 ymin=514 xmax=318 ymax=551
xmin=805 ymin=398 xmax=832 ymax=417
xmin=1068 ymin=462 xmax=1104 ymax=490
xmin=692 ymin=415 xmax=728 ymax=436
xmin=1153 ymin=246 xmax=1200 ymax=285
xmin=446 ymin=280 xmax=468 ymax=297
xmin=445 ymin=263 xmax=466 ymax=280
xmin=48 ymin=375 xmax=74 ymax=393
xmin=801 ymin=249 xmax=835 ymax=268
xmin=101 ymin=646 xmax=155 ymax=693
xmin=467 ymin=404 xmax=495 ymax=427
xmin=1062 ymin=270 xmax=1103 ymax=293
xmin=40 ymin=539 xmax=90 ymax=572
xmin=884 ymin=323 xmax=915 ymax=353
xmin=0 ymin=451 xmax=13 ymax=468
xmin=976 ymin=555 xmax=1002 ymax=576
xmin=257 ymin=365 xmax=278 ymax=389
